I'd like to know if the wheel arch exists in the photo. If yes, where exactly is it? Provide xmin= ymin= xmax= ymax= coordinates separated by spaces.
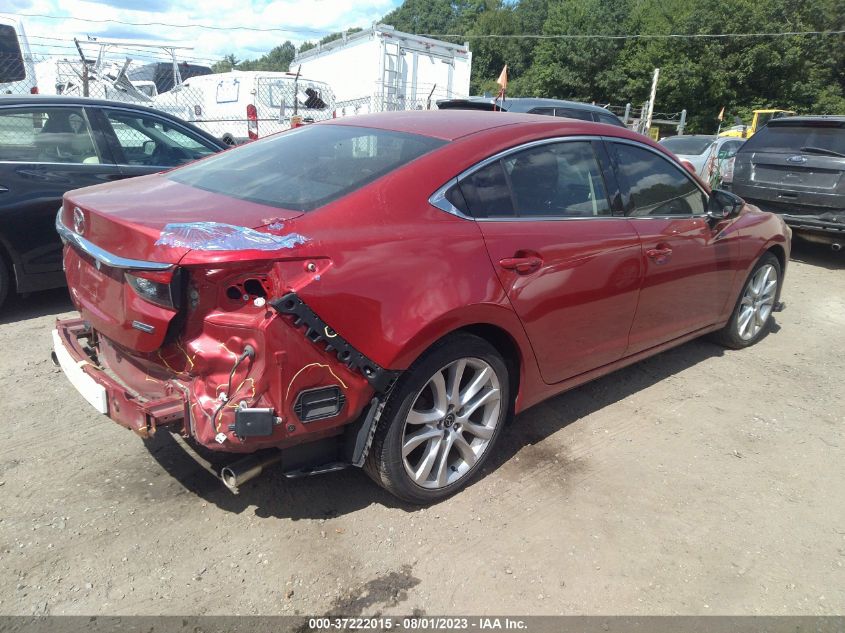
xmin=0 ymin=231 xmax=19 ymax=291
xmin=389 ymin=307 xmax=540 ymax=415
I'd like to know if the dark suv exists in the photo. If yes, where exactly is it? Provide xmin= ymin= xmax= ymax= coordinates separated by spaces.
xmin=437 ymin=97 xmax=625 ymax=127
xmin=731 ymin=116 xmax=845 ymax=250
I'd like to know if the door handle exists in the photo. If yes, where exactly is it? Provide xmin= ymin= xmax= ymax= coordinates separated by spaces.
xmin=645 ymin=245 xmax=673 ymax=263
xmin=0 ymin=185 xmax=8 ymax=193
xmin=499 ymin=255 xmax=542 ymax=274
xmin=646 ymin=247 xmax=672 ymax=258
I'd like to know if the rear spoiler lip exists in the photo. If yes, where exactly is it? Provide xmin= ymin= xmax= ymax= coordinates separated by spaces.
xmin=55 ymin=209 xmax=173 ymax=272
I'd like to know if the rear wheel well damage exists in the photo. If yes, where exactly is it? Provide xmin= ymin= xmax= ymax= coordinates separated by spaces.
xmin=392 ymin=324 xmax=522 ymax=415
xmin=350 ymin=323 xmax=522 ymax=467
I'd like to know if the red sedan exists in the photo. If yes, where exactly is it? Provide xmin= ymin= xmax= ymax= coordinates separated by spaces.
xmin=53 ymin=111 xmax=790 ymax=503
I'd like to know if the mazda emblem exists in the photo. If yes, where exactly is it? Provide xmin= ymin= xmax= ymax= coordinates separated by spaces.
xmin=73 ymin=207 xmax=85 ymax=235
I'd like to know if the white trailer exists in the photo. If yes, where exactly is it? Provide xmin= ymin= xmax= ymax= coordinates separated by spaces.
xmin=294 ymin=24 xmax=471 ymax=116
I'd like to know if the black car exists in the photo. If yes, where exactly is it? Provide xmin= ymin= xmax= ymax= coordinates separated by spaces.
xmin=0 ymin=95 xmax=227 ymax=307
xmin=437 ymin=96 xmax=626 ymax=127
xmin=731 ymin=116 xmax=845 ymax=250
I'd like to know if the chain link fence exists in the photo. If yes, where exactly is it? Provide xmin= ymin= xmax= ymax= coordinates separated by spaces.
xmin=3 ymin=52 xmax=453 ymax=146
xmin=4 ymin=54 xmax=348 ymax=143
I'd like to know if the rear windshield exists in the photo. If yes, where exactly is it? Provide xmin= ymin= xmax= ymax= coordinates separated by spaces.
xmin=659 ymin=136 xmax=714 ymax=155
xmin=741 ymin=122 xmax=845 ymax=155
xmin=169 ymin=124 xmax=445 ymax=211
xmin=0 ymin=24 xmax=26 ymax=84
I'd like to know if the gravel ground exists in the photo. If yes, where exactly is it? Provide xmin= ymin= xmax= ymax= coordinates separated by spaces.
xmin=0 ymin=240 xmax=843 ymax=617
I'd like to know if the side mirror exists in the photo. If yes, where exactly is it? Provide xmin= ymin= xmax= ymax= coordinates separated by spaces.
xmin=707 ymin=189 xmax=743 ymax=222
xmin=143 ymin=140 xmax=156 ymax=156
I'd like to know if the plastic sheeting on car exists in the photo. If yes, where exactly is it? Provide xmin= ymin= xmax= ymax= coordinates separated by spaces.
xmin=155 ymin=222 xmax=308 ymax=251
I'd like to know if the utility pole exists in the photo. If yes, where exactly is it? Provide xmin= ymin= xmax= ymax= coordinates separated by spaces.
xmin=644 ymin=68 xmax=660 ymax=134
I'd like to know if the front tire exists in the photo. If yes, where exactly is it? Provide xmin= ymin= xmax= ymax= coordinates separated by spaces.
xmin=0 ymin=257 xmax=10 ymax=310
xmin=713 ymin=252 xmax=781 ymax=349
xmin=365 ymin=333 xmax=510 ymax=504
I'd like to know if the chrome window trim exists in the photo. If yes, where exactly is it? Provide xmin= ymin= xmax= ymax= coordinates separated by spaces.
xmin=604 ymin=136 xmax=711 ymax=219
xmin=429 ymin=135 xmax=615 ymax=222
xmin=55 ymin=209 xmax=173 ymax=271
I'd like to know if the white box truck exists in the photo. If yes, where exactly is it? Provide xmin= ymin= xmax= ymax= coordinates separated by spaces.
xmin=294 ymin=24 xmax=471 ymax=116
xmin=153 ymin=70 xmax=336 ymax=144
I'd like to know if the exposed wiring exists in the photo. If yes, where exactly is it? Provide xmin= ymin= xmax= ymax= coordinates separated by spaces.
xmin=212 ymin=345 xmax=255 ymax=433
xmin=285 ymin=362 xmax=348 ymax=402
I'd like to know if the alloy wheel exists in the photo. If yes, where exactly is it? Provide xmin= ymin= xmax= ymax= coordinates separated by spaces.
xmin=401 ymin=358 xmax=502 ymax=490
xmin=737 ymin=263 xmax=778 ymax=340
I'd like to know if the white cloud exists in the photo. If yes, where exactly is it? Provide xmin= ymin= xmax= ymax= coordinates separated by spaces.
xmin=8 ymin=0 xmax=400 ymax=65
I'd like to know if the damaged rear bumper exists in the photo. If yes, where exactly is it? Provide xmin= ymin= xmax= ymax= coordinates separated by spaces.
xmin=52 ymin=318 xmax=186 ymax=437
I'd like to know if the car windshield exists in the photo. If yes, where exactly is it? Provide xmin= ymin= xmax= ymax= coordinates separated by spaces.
xmin=742 ymin=123 xmax=845 ymax=155
xmin=659 ymin=136 xmax=715 ymax=155
xmin=169 ymin=124 xmax=445 ymax=211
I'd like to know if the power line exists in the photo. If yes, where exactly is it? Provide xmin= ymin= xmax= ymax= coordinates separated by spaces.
xmin=420 ymin=30 xmax=845 ymax=40
xmin=11 ymin=12 xmax=845 ymax=40
xmin=14 ymin=12 xmax=334 ymax=35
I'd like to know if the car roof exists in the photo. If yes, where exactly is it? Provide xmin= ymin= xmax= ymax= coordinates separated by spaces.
xmin=0 ymin=94 xmax=165 ymax=109
xmin=660 ymin=134 xmax=716 ymax=140
xmin=768 ymin=115 xmax=845 ymax=126
xmin=438 ymin=96 xmax=614 ymax=115
xmin=325 ymin=109 xmax=646 ymax=142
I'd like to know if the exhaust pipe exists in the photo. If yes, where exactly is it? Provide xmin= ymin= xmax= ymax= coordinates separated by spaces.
xmin=832 ymin=243 xmax=842 ymax=252
xmin=220 ymin=451 xmax=283 ymax=494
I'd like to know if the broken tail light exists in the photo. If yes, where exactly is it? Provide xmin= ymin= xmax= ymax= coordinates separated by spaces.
xmin=247 ymin=104 xmax=258 ymax=140
xmin=125 ymin=269 xmax=179 ymax=309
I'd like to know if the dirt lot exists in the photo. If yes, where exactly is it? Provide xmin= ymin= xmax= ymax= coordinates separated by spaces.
xmin=0 ymin=241 xmax=843 ymax=617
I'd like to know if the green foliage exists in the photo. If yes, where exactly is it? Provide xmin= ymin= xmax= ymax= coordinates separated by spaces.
xmin=211 ymin=0 xmax=843 ymax=131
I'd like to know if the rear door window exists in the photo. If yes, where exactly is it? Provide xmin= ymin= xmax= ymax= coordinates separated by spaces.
xmin=502 ymin=141 xmax=611 ymax=217
xmin=459 ymin=141 xmax=611 ymax=218
xmin=597 ymin=112 xmax=622 ymax=127
xmin=459 ymin=160 xmax=514 ymax=218
xmin=554 ymin=107 xmax=594 ymax=122
xmin=0 ymin=107 xmax=102 ymax=164
xmin=0 ymin=24 xmax=25 ymax=83
xmin=101 ymin=109 xmax=218 ymax=167
xmin=612 ymin=142 xmax=707 ymax=216
xmin=169 ymin=124 xmax=445 ymax=211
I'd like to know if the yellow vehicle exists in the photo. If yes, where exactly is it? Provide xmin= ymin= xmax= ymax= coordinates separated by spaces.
xmin=719 ymin=109 xmax=796 ymax=138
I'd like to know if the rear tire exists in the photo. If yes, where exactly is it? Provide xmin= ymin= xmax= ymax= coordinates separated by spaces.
xmin=713 ymin=252 xmax=781 ymax=349
xmin=365 ymin=333 xmax=510 ymax=504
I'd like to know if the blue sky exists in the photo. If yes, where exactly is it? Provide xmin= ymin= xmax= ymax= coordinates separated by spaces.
xmin=5 ymin=0 xmax=403 ymax=66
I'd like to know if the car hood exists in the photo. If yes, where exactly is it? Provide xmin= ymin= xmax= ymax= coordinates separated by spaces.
xmin=61 ymin=172 xmax=305 ymax=266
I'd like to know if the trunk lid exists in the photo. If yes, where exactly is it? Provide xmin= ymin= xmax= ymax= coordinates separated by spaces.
xmin=62 ymin=173 xmax=304 ymax=264
xmin=61 ymin=173 xmax=305 ymax=352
